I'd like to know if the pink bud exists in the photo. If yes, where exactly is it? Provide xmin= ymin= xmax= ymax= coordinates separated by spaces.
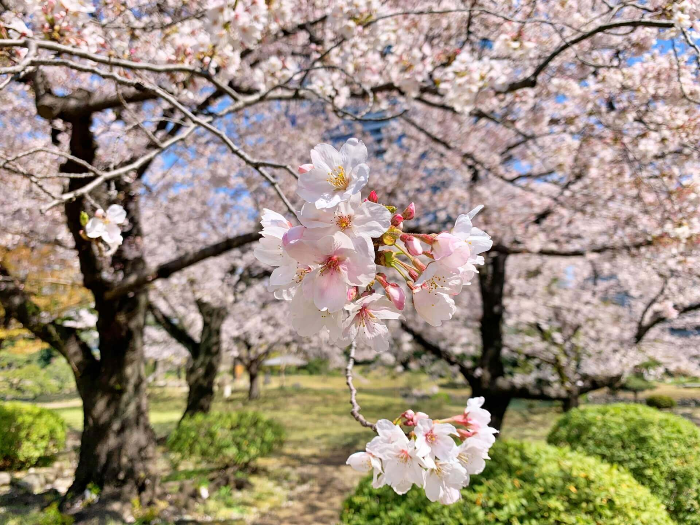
xmin=385 ymin=283 xmax=406 ymax=310
xmin=391 ymin=214 xmax=404 ymax=227
xmin=408 ymin=269 xmax=420 ymax=281
xmin=402 ymin=410 xmax=429 ymax=426
xmin=367 ymin=190 xmax=378 ymax=203
xmin=402 ymin=202 xmax=416 ymax=220
xmin=94 ymin=209 xmax=105 ymax=218
xmin=414 ymin=233 xmax=436 ymax=245
xmin=282 ymin=225 xmax=305 ymax=247
xmin=347 ymin=286 xmax=359 ymax=302
xmin=456 ymin=428 xmax=476 ymax=440
xmin=297 ymin=163 xmax=314 ymax=174
xmin=400 ymin=234 xmax=423 ymax=256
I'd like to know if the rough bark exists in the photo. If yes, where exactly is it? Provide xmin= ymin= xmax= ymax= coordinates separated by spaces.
xmin=183 ymin=301 xmax=226 ymax=417
xmin=58 ymin=110 xmax=157 ymax=508
xmin=149 ymin=300 xmax=227 ymax=418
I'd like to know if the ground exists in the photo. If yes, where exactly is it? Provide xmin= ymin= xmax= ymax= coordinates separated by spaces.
xmin=2 ymin=370 xmax=699 ymax=524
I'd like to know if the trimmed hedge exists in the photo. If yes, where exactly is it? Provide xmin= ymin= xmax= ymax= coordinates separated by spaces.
xmin=548 ymin=404 xmax=700 ymax=525
xmin=166 ymin=411 xmax=284 ymax=469
xmin=340 ymin=440 xmax=674 ymax=525
xmin=645 ymin=394 xmax=676 ymax=409
xmin=0 ymin=403 xmax=66 ymax=470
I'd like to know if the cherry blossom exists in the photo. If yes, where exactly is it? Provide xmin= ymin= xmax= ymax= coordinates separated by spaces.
xmin=85 ymin=204 xmax=126 ymax=250
xmin=296 ymin=139 xmax=370 ymax=209
xmin=424 ymin=460 xmax=469 ymax=505
xmin=414 ymin=418 xmax=459 ymax=460
xmin=343 ymin=293 xmax=403 ymax=352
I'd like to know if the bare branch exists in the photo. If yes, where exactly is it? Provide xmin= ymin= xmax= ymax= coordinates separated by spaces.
xmin=105 ymin=231 xmax=261 ymax=300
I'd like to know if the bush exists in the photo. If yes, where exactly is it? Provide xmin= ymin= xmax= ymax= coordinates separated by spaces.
xmin=645 ymin=394 xmax=676 ymax=409
xmin=340 ymin=440 xmax=673 ymax=525
xmin=0 ymin=351 xmax=75 ymax=400
xmin=548 ymin=404 xmax=700 ymax=524
xmin=0 ymin=402 xmax=67 ymax=470
xmin=167 ymin=411 xmax=284 ymax=469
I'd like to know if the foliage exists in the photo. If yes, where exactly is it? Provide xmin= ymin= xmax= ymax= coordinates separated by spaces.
xmin=0 ymin=402 xmax=67 ymax=470
xmin=547 ymin=404 xmax=700 ymax=525
xmin=645 ymin=395 xmax=677 ymax=409
xmin=621 ymin=375 xmax=655 ymax=394
xmin=166 ymin=411 xmax=284 ymax=469
xmin=295 ymin=358 xmax=340 ymax=376
xmin=340 ymin=440 xmax=673 ymax=525
xmin=0 ymin=351 xmax=75 ymax=400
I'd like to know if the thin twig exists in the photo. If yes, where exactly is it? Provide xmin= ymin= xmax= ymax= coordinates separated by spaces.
xmin=345 ymin=340 xmax=377 ymax=431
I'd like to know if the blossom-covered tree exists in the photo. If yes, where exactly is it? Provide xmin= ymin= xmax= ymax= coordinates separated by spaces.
xmin=1 ymin=0 xmax=699 ymax=512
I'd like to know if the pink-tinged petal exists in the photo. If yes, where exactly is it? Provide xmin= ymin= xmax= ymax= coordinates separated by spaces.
xmin=298 ymin=163 xmax=314 ymax=174
xmin=260 ymin=208 xmax=292 ymax=237
xmin=106 ymin=204 xmax=126 ymax=224
xmin=439 ymin=244 xmax=472 ymax=269
xmin=341 ymin=248 xmax=375 ymax=287
xmin=313 ymin=267 xmax=348 ymax=313
xmin=432 ymin=232 xmax=460 ymax=260
xmin=284 ymin=238 xmax=324 ymax=266
xmin=467 ymin=228 xmax=493 ymax=254
xmin=467 ymin=205 xmax=484 ymax=219
xmin=282 ymin=225 xmax=306 ymax=247
xmin=384 ymin=284 xmax=406 ymax=311
xmin=297 ymin=167 xmax=333 ymax=204
xmin=318 ymin=231 xmax=354 ymax=254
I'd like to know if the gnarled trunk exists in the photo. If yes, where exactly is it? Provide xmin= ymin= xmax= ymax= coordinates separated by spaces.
xmin=182 ymin=301 xmax=226 ymax=418
xmin=66 ymin=290 xmax=157 ymax=510
xmin=562 ymin=394 xmax=580 ymax=412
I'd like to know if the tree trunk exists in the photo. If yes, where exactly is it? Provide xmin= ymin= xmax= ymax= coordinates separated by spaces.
xmin=60 ymin=116 xmax=158 ymax=509
xmin=472 ymin=389 xmax=511 ymax=432
xmin=67 ymin=291 xmax=157 ymax=510
xmin=248 ymin=364 xmax=261 ymax=400
xmin=563 ymin=394 xmax=580 ymax=412
xmin=471 ymin=252 xmax=511 ymax=432
xmin=182 ymin=301 xmax=226 ymax=418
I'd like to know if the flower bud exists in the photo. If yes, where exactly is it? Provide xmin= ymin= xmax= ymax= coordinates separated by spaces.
xmin=408 ymin=269 xmax=419 ymax=281
xmin=402 ymin=202 xmax=416 ymax=220
xmin=400 ymin=234 xmax=423 ymax=256
xmin=391 ymin=214 xmax=404 ymax=227
xmin=282 ymin=225 xmax=305 ymax=247
xmin=347 ymin=286 xmax=359 ymax=302
xmin=367 ymin=190 xmax=378 ymax=203
xmin=385 ymin=283 xmax=405 ymax=310
xmin=298 ymin=163 xmax=314 ymax=174
xmin=94 ymin=208 xmax=105 ymax=219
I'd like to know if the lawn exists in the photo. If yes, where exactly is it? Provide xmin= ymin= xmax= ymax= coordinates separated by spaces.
xmin=24 ymin=371 xmax=700 ymax=523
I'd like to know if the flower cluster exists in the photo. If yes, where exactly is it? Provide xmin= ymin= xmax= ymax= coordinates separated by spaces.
xmin=346 ymin=397 xmax=497 ymax=504
xmin=253 ymin=138 xmax=492 ymax=352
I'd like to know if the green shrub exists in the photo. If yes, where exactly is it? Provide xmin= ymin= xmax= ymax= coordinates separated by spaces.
xmin=0 ymin=402 xmax=66 ymax=470
xmin=645 ymin=394 xmax=676 ymax=409
xmin=166 ymin=411 xmax=284 ymax=469
xmin=548 ymin=404 xmax=700 ymax=524
xmin=340 ymin=440 xmax=673 ymax=525
xmin=0 ymin=351 xmax=75 ymax=400
xmin=429 ymin=392 xmax=451 ymax=403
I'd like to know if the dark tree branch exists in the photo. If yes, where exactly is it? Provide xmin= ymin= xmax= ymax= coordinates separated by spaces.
xmin=0 ymin=264 xmax=98 ymax=376
xmin=401 ymin=322 xmax=475 ymax=380
xmin=493 ymin=238 xmax=653 ymax=257
xmin=502 ymin=19 xmax=675 ymax=93
xmin=148 ymin=302 xmax=198 ymax=354
xmin=105 ymin=231 xmax=261 ymax=300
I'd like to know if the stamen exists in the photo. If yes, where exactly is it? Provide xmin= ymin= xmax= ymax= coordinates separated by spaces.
xmin=326 ymin=165 xmax=349 ymax=189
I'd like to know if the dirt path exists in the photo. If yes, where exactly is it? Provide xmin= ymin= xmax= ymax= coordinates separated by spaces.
xmin=253 ymin=452 xmax=363 ymax=525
